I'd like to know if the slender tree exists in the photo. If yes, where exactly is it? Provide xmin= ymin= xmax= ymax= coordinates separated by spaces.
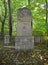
xmin=28 ymin=0 xmax=30 ymax=5
xmin=46 ymin=0 xmax=48 ymax=35
xmin=45 ymin=0 xmax=48 ymax=47
xmin=8 ymin=0 xmax=12 ymax=37
xmin=46 ymin=0 xmax=48 ymax=23
xmin=28 ymin=0 xmax=32 ymax=27
xmin=0 ymin=0 xmax=7 ymax=37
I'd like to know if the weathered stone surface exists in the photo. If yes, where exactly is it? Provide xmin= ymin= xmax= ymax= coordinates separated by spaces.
xmin=34 ymin=36 xmax=40 ymax=43
xmin=16 ymin=7 xmax=32 ymax=36
xmin=15 ymin=7 xmax=34 ymax=51
xmin=4 ymin=35 xmax=9 ymax=44
xmin=15 ymin=36 xmax=34 ymax=51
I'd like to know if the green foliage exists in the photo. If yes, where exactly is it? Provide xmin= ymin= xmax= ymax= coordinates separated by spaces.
xmin=0 ymin=0 xmax=46 ymax=36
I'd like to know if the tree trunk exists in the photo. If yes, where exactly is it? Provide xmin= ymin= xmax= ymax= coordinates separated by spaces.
xmin=1 ymin=22 xmax=4 ymax=37
xmin=8 ymin=0 xmax=12 ymax=37
xmin=28 ymin=0 xmax=30 ymax=5
xmin=46 ymin=0 xmax=48 ymax=47
xmin=46 ymin=0 xmax=48 ymax=23
xmin=1 ymin=0 xmax=7 ymax=37
xmin=46 ymin=0 xmax=48 ymax=34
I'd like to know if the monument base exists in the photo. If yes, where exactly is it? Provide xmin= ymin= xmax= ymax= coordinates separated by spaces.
xmin=15 ymin=36 xmax=34 ymax=51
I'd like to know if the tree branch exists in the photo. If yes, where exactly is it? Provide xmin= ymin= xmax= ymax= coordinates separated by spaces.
xmin=3 ymin=0 xmax=7 ymax=22
xmin=28 ymin=0 xmax=30 ymax=5
xmin=8 ymin=0 xmax=12 ymax=37
xmin=0 ymin=16 xmax=2 ymax=22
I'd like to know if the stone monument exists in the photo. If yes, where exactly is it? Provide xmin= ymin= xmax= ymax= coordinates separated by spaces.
xmin=4 ymin=35 xmax=9 ymax=44
xmin=34 ymin=35 xmax=40 ymax=43
xmin=15 ymin=7 xmax=34 ymax=51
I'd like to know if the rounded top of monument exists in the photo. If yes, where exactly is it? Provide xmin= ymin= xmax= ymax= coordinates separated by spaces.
xmin=18 ymin=7 xmax=31 ymax=12
xmin=17 ymin=7 xmax=32 ymax=17
xmin=17 ymin=7 xmax=32 ymax=22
